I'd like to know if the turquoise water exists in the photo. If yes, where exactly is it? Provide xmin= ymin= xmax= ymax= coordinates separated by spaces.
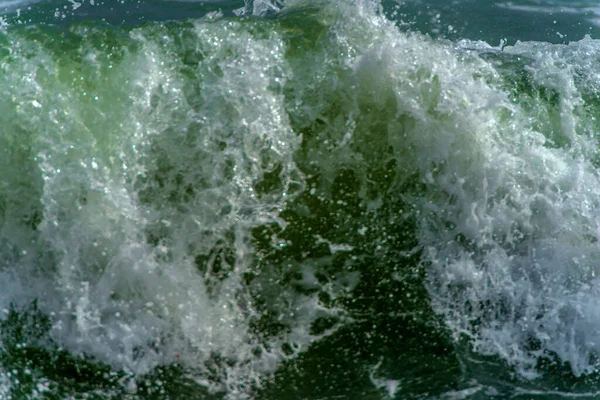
xmin=1 ymin=0 xmax=600 ymax=398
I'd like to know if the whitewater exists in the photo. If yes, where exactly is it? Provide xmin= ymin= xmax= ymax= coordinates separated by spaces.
xmin=0 ymin=0 xmax=600 ymax=398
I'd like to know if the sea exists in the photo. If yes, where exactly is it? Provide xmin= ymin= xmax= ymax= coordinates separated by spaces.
xmin=0 ymin=0 xmax=600 ymax=398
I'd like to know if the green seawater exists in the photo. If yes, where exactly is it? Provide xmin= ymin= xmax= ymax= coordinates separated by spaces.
xmin=2 ymin=0 xmax=600 ymax=398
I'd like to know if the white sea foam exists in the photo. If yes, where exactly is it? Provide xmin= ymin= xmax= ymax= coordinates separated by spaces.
xmin=0 ymin=13 xmax=315 ymax=396
xmin=234 ymin=0 xmax=283 ymax=16
xmin=283 ymin=0 xmax=600 ymax=379
xmin=410 ymin=30 xmax=600 ymax=378
xmin=3 ymin=0 xmax=600 ymax=395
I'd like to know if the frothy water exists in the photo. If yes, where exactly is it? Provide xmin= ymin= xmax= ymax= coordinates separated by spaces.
xmin=0 ymin=11 xmax=311 ymax=397
xmin=1 ymin=0 xmax=600 ymax=398
xmin=422 ymin=35 xmax=600 ymax=377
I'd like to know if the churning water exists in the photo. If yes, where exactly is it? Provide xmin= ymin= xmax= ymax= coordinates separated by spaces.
xmin=1 ymin=0 xmax=600 ymax=398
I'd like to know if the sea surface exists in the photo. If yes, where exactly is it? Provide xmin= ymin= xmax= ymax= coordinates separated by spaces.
xmin=1 ymin=0 xmax=600 ymax=398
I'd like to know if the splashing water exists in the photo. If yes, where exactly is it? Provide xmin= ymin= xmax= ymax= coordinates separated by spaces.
xmin=2 ymin=0 xmax=600 ymax=398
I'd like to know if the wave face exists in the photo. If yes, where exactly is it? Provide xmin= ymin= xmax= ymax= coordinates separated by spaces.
xmin=2 ymin=0 xmax=600 ymax=398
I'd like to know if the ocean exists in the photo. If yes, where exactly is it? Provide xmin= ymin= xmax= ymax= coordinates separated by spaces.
xmin=0 ymin=0 xmax=600 ymax=398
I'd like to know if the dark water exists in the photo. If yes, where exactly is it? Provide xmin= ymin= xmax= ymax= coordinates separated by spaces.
xmin=2 ymin=0 xmax=600 ymax=398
